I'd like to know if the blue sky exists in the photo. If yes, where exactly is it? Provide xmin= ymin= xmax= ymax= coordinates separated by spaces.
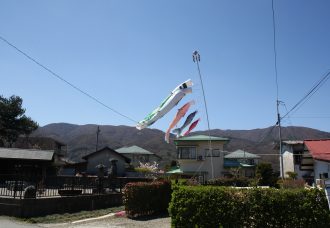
xmin=1 ymin=0 xmax=330 ymax=133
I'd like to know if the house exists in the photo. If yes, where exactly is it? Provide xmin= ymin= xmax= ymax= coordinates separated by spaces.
xmin=223 ymin=149 xmax=260 ymax=177
xmin=0 ymin=137 xmax=68 ymax=177
xmin=172 ymin=135 xmax=229 ymax=182
xmin=0 ymin=147 xmax=57 ymax=178
xmin=116 ymin=145 xmax=162 ymax=167
xmin=82 ymin=146 xmax=131 ymax=176
xmin=282 ymin=139 xmax=330 ymax=184
xmin=304 ymin=139 xmax=330 ymax=181
xmin=13 ymin=136 xmax=67 ymax=166
xmin=281 ymin=140 xmax=312 ymax=179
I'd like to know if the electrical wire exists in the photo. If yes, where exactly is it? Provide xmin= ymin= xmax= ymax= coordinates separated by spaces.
xmin=281 ymin=70 xmax=330 ymax=120
xmin=271 ymin=0 xmax=280 ymax=101
xmin=0 ymin=35 xmax=138 ymax=124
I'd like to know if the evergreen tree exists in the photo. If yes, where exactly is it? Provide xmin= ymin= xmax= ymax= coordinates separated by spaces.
xmin=256 ymin=162 xmax=278 ymax=187
xmin=0 ymin=95 xmax=38 ymax=147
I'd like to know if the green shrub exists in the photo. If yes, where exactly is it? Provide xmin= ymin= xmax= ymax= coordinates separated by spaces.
xmin=123 ymin=180 xmax=171 ymax=218
xmin=207 ymin=177 xmax=251 ymax=187
xmin=169 ymin=186 xmax=330 ymax=227
xmin=255 ymin=162 xmax=279 ymax=187
xmin=286 ymin=171 xmax=298 ymax=179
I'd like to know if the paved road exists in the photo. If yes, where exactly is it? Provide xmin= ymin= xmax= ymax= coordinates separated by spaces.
xmin=40 ymin=216 xmax=171 ymax=228
xmin=1 ymin=215 xmax=171 ymax=228
xmin=0 ymin=217 xmax=39 ymax=228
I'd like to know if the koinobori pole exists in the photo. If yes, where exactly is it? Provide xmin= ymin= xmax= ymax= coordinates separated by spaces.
xmin=193 ymin=51 xmax=214 ymax=180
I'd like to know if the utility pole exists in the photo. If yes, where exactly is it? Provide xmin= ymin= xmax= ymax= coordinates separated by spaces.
xmin=277 ymin=100 xmax=284 ymax=179
xmin=96 ymin=126 xmax=100 ymax=152
xmin=193 ymin=51 xmax=214 ymax=179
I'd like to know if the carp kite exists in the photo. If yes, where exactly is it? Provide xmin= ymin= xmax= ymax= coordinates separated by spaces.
xmin=136 ymin=79 xmax=193 ymax=130
xmin=172 ymin=110 xmax=198 ymax=138
xmin=183 ymin=118 xmax=200 ymax=136
xmin=164 ymin=100 xmax=195 ymax=143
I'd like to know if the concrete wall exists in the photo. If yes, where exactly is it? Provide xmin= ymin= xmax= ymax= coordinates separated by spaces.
xmin=124 ymin=154 xmax=161 ymax=167
xmin=314 ymin=160 xmax=330 ymax=180
xmin=0 ymin=194 xmax=122 ymax=218
xmin=86 ymin=151 xmax=127 ymax=176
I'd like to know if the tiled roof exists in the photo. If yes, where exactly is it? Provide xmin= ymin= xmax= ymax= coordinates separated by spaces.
xmin=0 ymin=148 xmax=54 ymax=161
xmin=224 ymin=149 xmax=260 ymax=159
xmin=116 ymin=145 xmax=154 ymax=155
xmin=174 ymin=135 xmax=229 ymax=142
xmin=304 ymin=139 xmax=330 ymax=162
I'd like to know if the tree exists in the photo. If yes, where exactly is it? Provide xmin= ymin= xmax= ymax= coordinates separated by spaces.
xmin=0 ymin=95 xmax=38 ymax=147
xmin=255 ymin=162 xmax=278 ymax=187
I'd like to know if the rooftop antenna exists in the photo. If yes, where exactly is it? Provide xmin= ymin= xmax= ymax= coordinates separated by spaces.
xmin=193 ymin=50 xmax=214 ymax=179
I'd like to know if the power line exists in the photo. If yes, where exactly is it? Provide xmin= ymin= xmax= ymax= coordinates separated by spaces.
xmin=271 ymin=0 xmax=280 ymax=101
xmin=281 ymin=70 xmax=330 ymax=120
xmin=289 ymin=116 xmax=330 ymax=119
xmin=271 ymin=0 xmax=284 ymax=178
xmin=0 ymin=35 xmax=138 ymax=124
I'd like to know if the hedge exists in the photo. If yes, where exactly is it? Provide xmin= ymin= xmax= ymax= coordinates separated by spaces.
xmin=207 ymin=177 xmax=252 ymax=187
xmin=123 ymin=180 xmax=171 ymax=218
xmin=169 ymin=186 xmax=330 ymax=227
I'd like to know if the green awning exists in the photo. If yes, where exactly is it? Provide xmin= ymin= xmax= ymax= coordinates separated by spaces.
xmin=167 ymin=168 xmax=183 ymax=174
xmin=240 ymin=163 xmax=255 ymax=168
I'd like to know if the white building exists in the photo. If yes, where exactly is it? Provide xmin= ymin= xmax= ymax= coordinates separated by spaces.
xmin=282 ymin=139 xmax=330 ymax=184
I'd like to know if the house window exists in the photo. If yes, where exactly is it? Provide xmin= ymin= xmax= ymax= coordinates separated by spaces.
xmin=205 ymin=149 xmax=220 ymax=157
xmin=320 ymin=173 xmax=329 ymax=179
xmin=213 ymin=149 xmax=220 ymax=157
xmin=177 ymin=147 xmax=196 ymax=159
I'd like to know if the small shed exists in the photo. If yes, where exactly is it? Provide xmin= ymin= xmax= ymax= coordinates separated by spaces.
xmin=82 ymin=146 xmax=131 ymax=176
xmin=0 ymin=147 xmax=55 ymax=177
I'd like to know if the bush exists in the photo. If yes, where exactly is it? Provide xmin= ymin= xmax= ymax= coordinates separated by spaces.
xmin=24 ymin=185 xmax=36 ymax=198
xmin=123 ymin=180 xmax=171 ymax=218
xmin=277 ymin=178 xmax=305 ymax=189
xmin=256 ymin=162 xmax=279 ymax=187
xmin=207 ymin=177 xmax=251 ymax=187
xmin=169 ymin=186 xmax=330 ymax=227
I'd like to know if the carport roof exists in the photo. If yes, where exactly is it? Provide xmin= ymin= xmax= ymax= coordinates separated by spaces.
xmin=0 ymin=148 xmax=54 ymax=161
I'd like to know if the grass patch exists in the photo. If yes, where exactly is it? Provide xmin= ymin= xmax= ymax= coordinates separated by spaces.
xmin=20 ymin=206 xmax=124 ymax=224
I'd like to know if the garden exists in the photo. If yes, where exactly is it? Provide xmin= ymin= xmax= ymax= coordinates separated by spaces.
xmin=122 ymin=163 xmax=330 ymax=227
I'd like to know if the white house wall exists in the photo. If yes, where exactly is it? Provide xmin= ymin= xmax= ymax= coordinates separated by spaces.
xmin=314 ymin=160 xmax=330 ymax=180
xmin=283 ymin=151 xmax=294 ymax=178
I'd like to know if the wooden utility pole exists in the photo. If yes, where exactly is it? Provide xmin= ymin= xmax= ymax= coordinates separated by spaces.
xmin=96 ymin=126 xmax=100 ymax=152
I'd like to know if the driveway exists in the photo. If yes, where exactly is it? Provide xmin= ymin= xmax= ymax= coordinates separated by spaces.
xmin=40 ymin=215 xmax=171 ymax=228
xmin=0 ymin=217 xmax=39 ymax=228
xmin=1 ymin=214 xmax=171 ymax=228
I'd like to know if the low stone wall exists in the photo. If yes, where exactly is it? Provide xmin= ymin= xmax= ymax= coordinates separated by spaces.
xmin=0 ymin=193 xmax=122 ymax=217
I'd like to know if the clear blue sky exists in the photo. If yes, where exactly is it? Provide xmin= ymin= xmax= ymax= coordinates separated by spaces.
xmin=1 ymin=0 xmax=330 ymax=133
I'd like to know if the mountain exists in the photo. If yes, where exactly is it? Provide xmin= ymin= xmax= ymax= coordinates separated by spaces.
xmin=32 ymin=123 xmax=330 ymax=170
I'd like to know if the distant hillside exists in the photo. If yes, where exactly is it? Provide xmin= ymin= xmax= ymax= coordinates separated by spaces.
xmin=32 ymin=123 xmax=330 ymax=170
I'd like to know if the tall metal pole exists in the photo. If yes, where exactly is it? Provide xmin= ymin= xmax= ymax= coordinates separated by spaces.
xmin=277 ymin=100 xmax=284 ymax=179
xmin=193 ymin=51 xmax=214 ymax=179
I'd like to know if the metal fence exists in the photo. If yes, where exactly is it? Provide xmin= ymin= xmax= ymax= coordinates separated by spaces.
xmin=0 ymin=174 xmax=152 ymax=199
